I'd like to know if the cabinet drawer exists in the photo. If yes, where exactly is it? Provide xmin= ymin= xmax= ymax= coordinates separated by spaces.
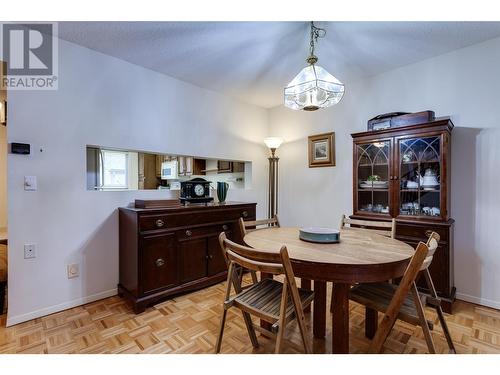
xmin=177 ymin=223 xmax=232 ymax=241
xmin=141 ymin=232 xmax=178 ymax=294
xmin=396 ymin=222 xmax=449 ymax=243
xmin=139 ymin=214 xmax=171 ymax=232
xmin=165 ymin=208 xmax=253 ymax=228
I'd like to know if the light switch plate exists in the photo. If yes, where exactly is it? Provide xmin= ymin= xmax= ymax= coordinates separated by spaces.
xmin=24 ymin=176 xmax=37 ymax=191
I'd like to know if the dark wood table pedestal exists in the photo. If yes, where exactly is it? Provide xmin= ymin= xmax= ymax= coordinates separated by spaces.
xmin=313 ymin=281 xmax=326 ymax=338
xmin=331 ymin=283 xmax=351 ymax=353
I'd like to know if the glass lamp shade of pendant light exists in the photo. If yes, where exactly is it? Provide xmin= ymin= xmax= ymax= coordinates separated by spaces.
xmin=284 ymin=22 xmax=345 ymax=111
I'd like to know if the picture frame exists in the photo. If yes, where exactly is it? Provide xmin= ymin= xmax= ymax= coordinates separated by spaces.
xmin=308 ymin=132 xmax=335 ymax=168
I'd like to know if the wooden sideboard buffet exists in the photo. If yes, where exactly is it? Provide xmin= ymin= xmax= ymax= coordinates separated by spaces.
xmin=119 ymin=201 xmax=256 ymax=313
xmin=351 ymin=118 xmax=455 ymax=312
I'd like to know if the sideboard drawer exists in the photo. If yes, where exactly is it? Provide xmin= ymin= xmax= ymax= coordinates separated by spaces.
xmin=396 ymin=222 xmax=449 ymax=243
xmin=176 ymin=223 xmax=232 ymax=241
xmin=139 ymin=214 xmax=171 ymax=232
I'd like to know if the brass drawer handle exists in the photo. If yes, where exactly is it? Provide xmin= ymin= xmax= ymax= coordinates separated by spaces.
xmin=425 ymin=230 xmax=433 ymax=237
xmin=155 ymin=258 xmax=165 ymax=267
xmin=155 ymin=219 xmax=164 ymax=228
xmin=222 ymin=224 xmax=229 ymax=231
xmin=242 ymin=211 xmax=248 ymax=218
xmin=185 ymin=230 xmax=192 ymax=237
xmin=206 ymin=254 xmax=213 ymax=260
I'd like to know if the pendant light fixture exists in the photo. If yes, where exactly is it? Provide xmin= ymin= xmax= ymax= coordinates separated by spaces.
xmin=284 ymin=22 xmax=345 ymax=111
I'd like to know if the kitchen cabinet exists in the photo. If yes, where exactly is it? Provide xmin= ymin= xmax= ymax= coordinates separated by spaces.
xmin=351 ymin=118 xmax=455 ymax=312
xmin=119 ymin=201 xmax=256 ymax=313
xmin=193 ymin=158 xmax=206 ymax=175
xmin=216 ymin=161 xmax=245 ymax=173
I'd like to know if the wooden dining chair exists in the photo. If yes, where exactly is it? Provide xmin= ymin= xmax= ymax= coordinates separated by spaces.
xmin=339 ymin=214 xmax=396 ymax=239
xmin=215 ymin=232 xmax=314 ymax=354
xmin=418 ymin=232 xmax=456 ymax=353
xmin=330 ymin=215 xmax=396 ymax=312
xmin=350 ymin=232 xmax=456 ymax=353
xmin=351 ymin=240 xmax=430 ymax=353
xmin=238 ymin=216 xmax=280 ymax=284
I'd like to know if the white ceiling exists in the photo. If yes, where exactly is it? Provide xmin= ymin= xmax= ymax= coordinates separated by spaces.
xmin=58 ymin=21 xmax=500 ymax=108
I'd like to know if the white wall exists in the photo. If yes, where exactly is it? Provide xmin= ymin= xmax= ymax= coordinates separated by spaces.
xmin=6 ymin=39 xmax=269 ymax=325
xmin=269 ymin=36 xmax=500 ymax=309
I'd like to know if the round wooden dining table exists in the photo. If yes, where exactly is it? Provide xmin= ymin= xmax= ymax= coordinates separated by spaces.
xmin=244 ymin=226 xmax=415 ymax=354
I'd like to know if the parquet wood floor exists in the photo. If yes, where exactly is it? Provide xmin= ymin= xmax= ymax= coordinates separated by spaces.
xmin=1 ymin=275 xmax=499 ymax=354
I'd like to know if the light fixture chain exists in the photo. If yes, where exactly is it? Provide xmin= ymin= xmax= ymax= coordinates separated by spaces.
xmin=309 ymin=21 xmax=326 ymax=57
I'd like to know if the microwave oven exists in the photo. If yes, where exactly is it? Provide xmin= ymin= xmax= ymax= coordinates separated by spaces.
xmin=161 ymin=160 xmax=178 ymax=180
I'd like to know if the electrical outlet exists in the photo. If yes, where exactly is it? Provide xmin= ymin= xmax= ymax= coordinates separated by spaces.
xmin=67 ymin=263 xmax=79 ymax=279
xmin=24 ymin=244 xmax=36 ymax=259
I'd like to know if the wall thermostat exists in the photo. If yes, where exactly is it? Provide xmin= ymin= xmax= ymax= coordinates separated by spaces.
xmin=11 ymin=143 xmax=31 ymax=155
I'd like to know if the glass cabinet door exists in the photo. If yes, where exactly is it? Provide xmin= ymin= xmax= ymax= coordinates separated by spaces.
xmin=355 ymin=140 xmax=391 ymax=216
xmin=397 ymin=135 xmax=442 ymax=218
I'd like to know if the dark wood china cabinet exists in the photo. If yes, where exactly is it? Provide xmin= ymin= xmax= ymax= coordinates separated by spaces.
xmin=351 ymin=118 xmax=455 ymax=312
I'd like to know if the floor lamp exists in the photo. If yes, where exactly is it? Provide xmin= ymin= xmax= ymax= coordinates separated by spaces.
xmin=264 ymin=137 xmax=283 ymax=219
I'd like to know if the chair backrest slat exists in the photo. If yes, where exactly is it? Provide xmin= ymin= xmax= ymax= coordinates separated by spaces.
xmin=225 ymin=249 xmax=284 ymax=275
xmin=420 ymin=231 xmax=440 ymax=271
xmin=239 ymin=216 xmax=280 ymax=236
xmin=340 ymin=214 xmax=396 ymax=239
xmin=219 ymin=232 xmax=287 ymax=276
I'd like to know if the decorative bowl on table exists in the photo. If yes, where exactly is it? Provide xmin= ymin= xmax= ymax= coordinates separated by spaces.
xmin=299 ymin=227 xmax=340 ymax=244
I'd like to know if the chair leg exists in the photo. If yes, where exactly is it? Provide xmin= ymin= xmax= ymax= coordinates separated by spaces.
xmin=215 ymin=262 xmax=235 ymax=353
xmin=424 ymin=269 xmax=456 ymax=353
xmin=214 ymin=309 xmax=228 ymax=353
xmin=250 ymin=271 xmax=258 ymax=284
xmin=275 ymin=282 xmax=289 ymax=354
xmin=242 ymin=311 xmax=259 ymax=348
xmin=296 ymin=305 xmax=312 ymax=354
xmin=435 ymin=306 xmax=456 ymax=353
xmin=411 ymin=283 xmax=436 ymax=354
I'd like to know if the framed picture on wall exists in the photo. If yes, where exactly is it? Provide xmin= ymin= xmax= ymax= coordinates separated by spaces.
xmin=308 ymin=132 xmax=335 ymax=167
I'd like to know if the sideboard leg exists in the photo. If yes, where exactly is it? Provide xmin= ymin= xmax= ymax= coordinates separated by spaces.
xmin=133 ymin=302 xmax=146 ymax=314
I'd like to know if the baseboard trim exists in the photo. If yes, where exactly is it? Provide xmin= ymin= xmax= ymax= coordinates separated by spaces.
xmin=6 ymin=288 xmax=117 ymax=327
xmin=456 ymin=292 xmax=500 ymax=310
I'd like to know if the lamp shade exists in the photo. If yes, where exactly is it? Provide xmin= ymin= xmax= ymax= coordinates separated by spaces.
xmin=284 ymin=64 xmax=344 ymax=111
xmin=264 ymin=137 xmax=284 ymax=150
